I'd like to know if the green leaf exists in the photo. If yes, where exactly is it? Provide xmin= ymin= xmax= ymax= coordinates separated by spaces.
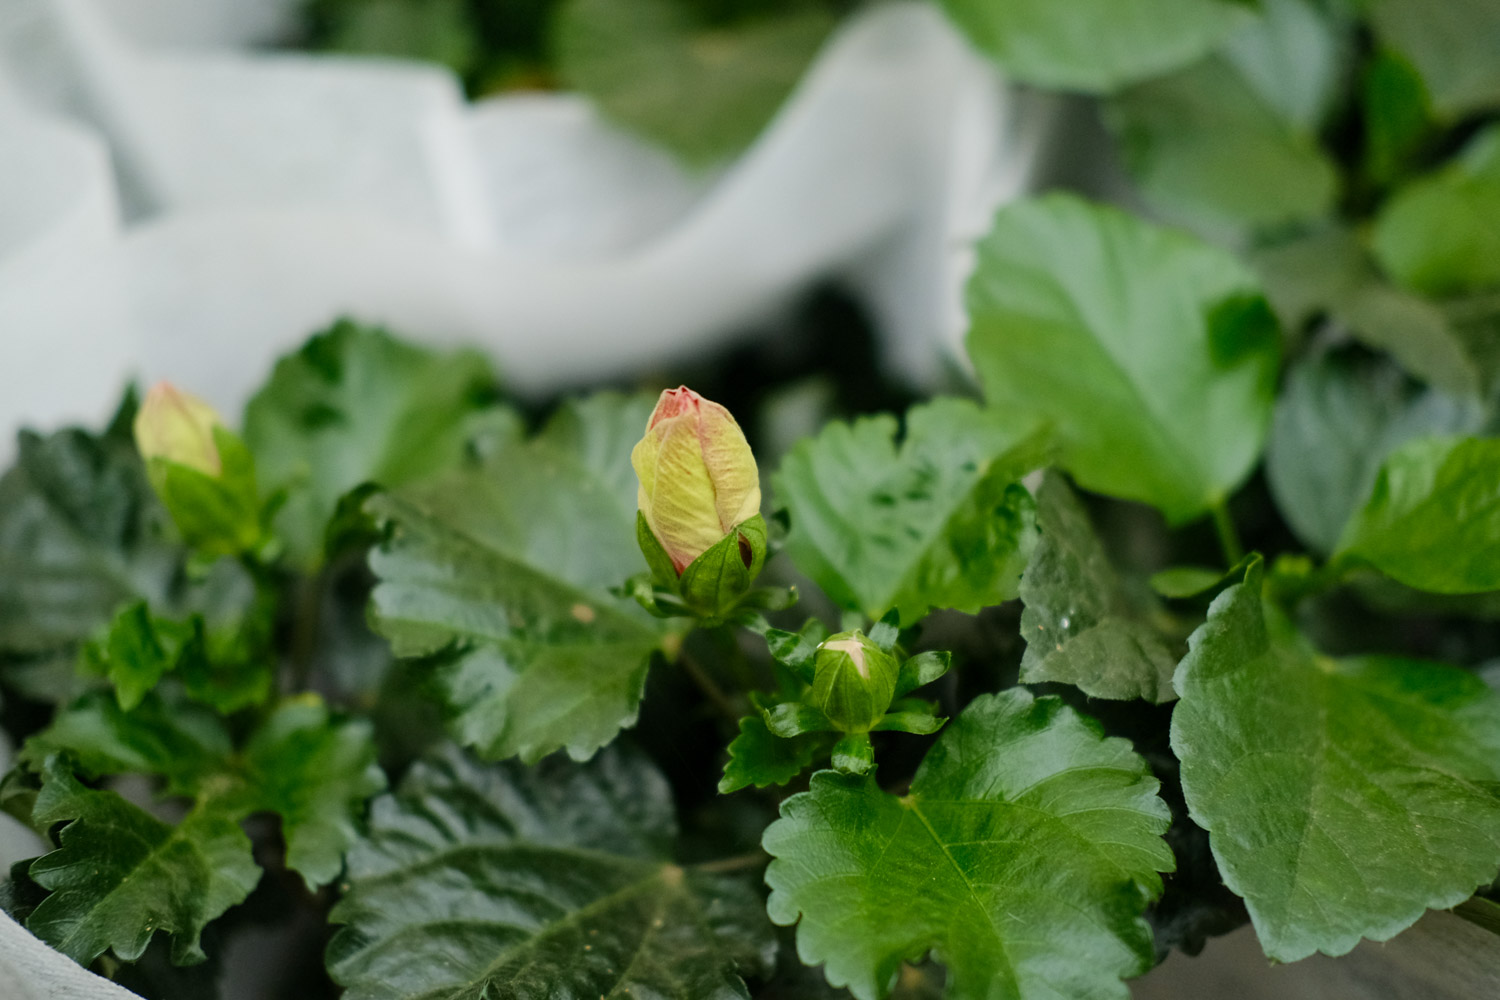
xmin=1336 ymin=436 xmax=1500 ymax=594
xmin=1362 ymin=48 xmax=1436 ymax=188
xmin=720 ymin=697 xmax=833 ymax=794
xmin=244 ymin=320 xmax=505 ymax=566
xmin=1018 ymin=474 xmax=1179 ymax=703
xmin=310 ymin=0 xmax=477 ymax=77
xmin=1266 ymin=352 xmax=1483 ymax=553
xmin=774 ymin=397 xmax=1044 ymax=625
xmin=87 ymin=602 xmax=182 ymax=711
xmin=966 ymin=193 xmax=1280 ymax=523
xmin=327 ymin=745 xmax=774 ymax=999
xmin=937 ymin=0 xmax=1251 ymax=92
xmin=554 ymin=0 xmax=835 ymax=167
xmin=232 ymin=699 xmax=385 ymax=889
xmin=0 ymin=418 xmax=179 ymax=663
xmin=1106 ymin=0 xmax=1342 ymax=234
xmin=764 ymin=688 xmax=1174 ymax=1000
xmin=19 ymin=692 xmax=230 ymax=797
xmin=366 ymin=393 xmax=671 ymax=763
xmin=1172 ymin=565 xmax=1500 ymax=960
xmin=1369 ymin=0 xmax=1500 ymax=118
xmin=1373 ymin=127 xmax=1500 ymax=299
xmin=24 ymin=757 xmax=261 ymax=966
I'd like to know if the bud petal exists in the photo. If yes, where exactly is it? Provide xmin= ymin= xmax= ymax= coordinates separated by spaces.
xmin=134 ymin=382 xmax=224 ymax=477
xmin=811 ymin=630 xmax=899 ymax=733
xmin=631 ymin=387 xmax=761 ymax=574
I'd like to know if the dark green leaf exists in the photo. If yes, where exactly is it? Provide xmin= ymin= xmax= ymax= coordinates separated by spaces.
xmin=232 ymin=700 xmax=385 ymax=889
xmin=1266 ymin=352 xmax=1483 ymax=553
xmin=1018 ymin=473 xmax=1179 ymax=703
xmin=244 ymin=320 xmax=505 ymax=566
xmin=774 ymin=397 xmax=1044 ymax=625
xmin=966 ymin=194 xmax=1279 ymax=523
xmin=87 ymin=602 xmax=183 ymax=711
xmin=764 ymin=689 xmax=1174 ymax=1000
xmin=1373 ymin=127 xmax=1500 ymax=298
xmin=327 ymin=745 xmax=774 ymax=999
xmin=1336 ymin=435 xmax=1500 ymax=594
xmin=1107 ymin=0 xmax=1342 ymax=235
xmin=1362 ymin=48 xmax=1435 ymax=187
xmin=554 ymin=0 xmax=835 ymax=166
xmin=1369 ymin=0 xmax=1500 ymax=118
xmin=1172 ymin=565 xmax=1500 ymax=960
xmin=894 ymin=650 xmax=949 ymax=697
xmin=367 ymin=393 xmax=671 ymax=763
xmin=720 ymin=708 xmax=833 ymax=794
xmin=938 ymin=0 xmax=1250 ymax=93
xmin=764 ymin=701 xmax=834 ymax=737
xmin=25 ymin=757 xmax=260 ymax=966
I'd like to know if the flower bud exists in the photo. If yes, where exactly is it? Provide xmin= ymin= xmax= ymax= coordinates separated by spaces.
xmin=631 ymin=386 xmax=761 ymax=574
xmin=811 ymin=630 xmax=899 ymax=733
xmin=134 ymin=382 xmax=224 ymax=478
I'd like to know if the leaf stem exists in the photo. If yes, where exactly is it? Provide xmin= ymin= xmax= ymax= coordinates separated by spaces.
xmin=1210 ymin=500 xmax=1244 ymax=568
xmin=691 ymin=850 xmax=768 ymax=874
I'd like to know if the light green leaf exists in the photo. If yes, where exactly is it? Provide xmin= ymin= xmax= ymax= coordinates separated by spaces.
xmin=1018 ymin=474 xmax=1179 ymax=702
xmin=233 ymin=700 xmax=386 ymax=889
xmin=966 ymin=194 xmax=1280 ymax=522
xmin=937 ymin=0 xmax=1251 ymax=93
xmin=1266 ymin=353 xmax=1483 ymax=553
xmin=764 ymin=688 xmax=1174 ymax=1000
xmin=1106 ymin=0 xmax=1342 ymax=235
xmin=24 ymin=757 xmax=261 ymax=966
xmin=1369 ymin=0 xmax=1500 ymax=118
xmin=1373 ymin=127 xmax=1500 ymax=299
xmin=774 ymin=397 xmax=1044 ymax=625
xmin=554 ymin=0 xmax=835 ymax=166
xmin=366 ymin=393 xmax=670 ymax=763
xmin=1336 ymin=436 xmax=1500 ymax=594
xmin=1172 ymin=565 xmax=1500 ymax=960
xmin=243 ymin=320 xmax=506 ymax=566
xmin=327 ymin=745 xmax=774 ymax=1000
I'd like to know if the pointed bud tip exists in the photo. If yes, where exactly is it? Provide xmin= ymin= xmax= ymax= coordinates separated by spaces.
xmin=134 ymin=380 xmax=225 ymax=477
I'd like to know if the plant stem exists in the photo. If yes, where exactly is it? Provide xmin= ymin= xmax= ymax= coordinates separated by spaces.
xmin=678 ymin=651 xmax=742 ymax=724
xmin=691 ymin=850 xmax=768 ymax=874
xmin=1210 ymin=500 xmax=1244 ymax=568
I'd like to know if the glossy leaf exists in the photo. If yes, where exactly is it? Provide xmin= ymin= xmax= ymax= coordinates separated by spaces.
xmin=774 ymin=397 xmax=1045 ymax=625
xmin=1172 ymin=566 xmax=1500 ymax=959
xmin=966 ymin=194 xmax=1279 ymax=523
xmin=244 ymin=320 xmax=505 ymax=566
xmin=554 ymin=0 xmax=835 ymax=166
xmin=764 ymin=689 xmax=1174 ymax=1000
xmin=327 ymin=745 xmax=774 ymax=999
xmin=1336 ymin=436 xmax=1500 ymax=594
xmin=1018 ymin=474 xmax=1179 ymax=703
xmin=366 ymin=394 xmax=671 ymax=763
xmin=1266 ymin=353 xmax=1483 ymax=553
xmin=720 ymin=698 xmax=833 ymax=794
xmin=24 ymin=758 xmax=260 ymax=966
xmin=938 ymin=0 xmax=1250 ymax=93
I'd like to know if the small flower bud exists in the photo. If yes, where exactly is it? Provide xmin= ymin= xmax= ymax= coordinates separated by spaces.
xmin=134 ymin=382 xmax=224 ymax=478
xmin=811 ymin=630 xmax=899 ymax=733
xmin=631 ymin=386 xmax=761 ymax=574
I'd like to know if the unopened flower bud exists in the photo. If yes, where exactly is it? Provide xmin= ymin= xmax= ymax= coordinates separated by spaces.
xmin=134 ymin=382 xmax=224 ymax=478
xmin=631 ymin=386 xmax=761 ymax=575
xmin=811 ymin=630 xmax=899 ymax=733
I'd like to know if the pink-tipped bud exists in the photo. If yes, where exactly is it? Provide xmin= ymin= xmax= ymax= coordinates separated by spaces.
xmin=133 ymin=382 xmax=224 ymax=477
xmin=631 ymin=386 xmax=760 ymax=574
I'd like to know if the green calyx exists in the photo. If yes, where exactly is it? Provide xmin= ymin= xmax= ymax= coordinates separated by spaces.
xmin=635 ymin=511 xmax=770 ymax=623
xmin=147 ymin=426 xmax=267 ymax=559
xmin=810 ymin=630 xmax=899 ymax=734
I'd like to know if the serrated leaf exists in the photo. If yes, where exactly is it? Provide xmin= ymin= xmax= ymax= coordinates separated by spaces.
xmin=367 ymin=393 xmax=671 ymax=763
xmin=720 ymin=709 xmax=833 ymax=794
xmin=1106 ymin=0 xmax=1342 ymax=235
xmin=24 ymin=757 xmax=260 ymax=966
xmin=1266 ymin=352 xmax=1483 ymax=553
xmin=764 ymin=689 xmax=1174 ymax=1000
xmin=774 ymin=397 xmax=1044 ymax=625
xmin=938 ymin=0 xmax=1251 ymax=93
xmin=244 ymin=320 xmax=507 ymax=566
xmin=966 ymin=194 xmax=1279 ymax=523
xmin=1336 ymin=435 xmax=1500 ymax=595
xmin=1373 ymin=127 xmax=1500 ymax=299
xmin=232 ymin=700 xmax=385 ymax=889
xmin=1018 ymin=474 xmax=1179 ymax=703
xmin=1369 ymin=0 xmax=1500 ymax=119
xmin=1172 ymin=566 xmax=1500 ymax=960
xmin=327 ymin=745 xmax=774 ymax=1000
xmin=554 ymin=0 xmax=835 ymax=167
